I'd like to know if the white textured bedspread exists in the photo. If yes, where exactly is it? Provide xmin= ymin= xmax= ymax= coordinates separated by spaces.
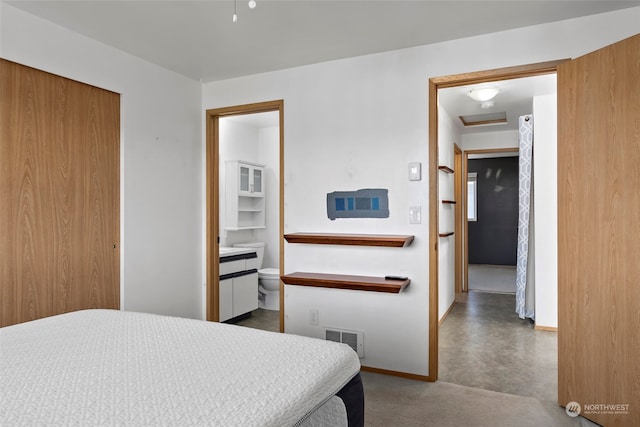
xmin=0 ymin=309 xmax=360 ymax=426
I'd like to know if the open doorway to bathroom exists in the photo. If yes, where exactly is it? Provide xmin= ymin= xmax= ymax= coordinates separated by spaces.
xmin=205 ymin=100 xmax=284 ymax=333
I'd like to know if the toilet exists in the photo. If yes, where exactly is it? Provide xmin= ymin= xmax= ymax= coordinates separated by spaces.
xmin=233 ymin=242 xmax=280 ymax=311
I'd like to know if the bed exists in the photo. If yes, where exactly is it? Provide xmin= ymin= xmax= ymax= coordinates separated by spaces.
xmin=0 ymin=309 xmax=364 ymax=426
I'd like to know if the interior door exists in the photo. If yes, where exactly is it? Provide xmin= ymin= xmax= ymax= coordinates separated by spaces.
xmin=558 ymin=34 xmax=639 ymax=426
xmin=0 ymin=60 xmax=120 ymax=326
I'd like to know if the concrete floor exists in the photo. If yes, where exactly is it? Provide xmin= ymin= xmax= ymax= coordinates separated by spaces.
xmin=362 ymin=370 xmax=582 ymax=427
xmin=439 ymin=291 xmax=558 ymax=402
xmin=468 ymin=264 xmax=517 ymax=293
xmin=234 ymin=308 xmax=280 ymax=332
xmin=234 ymin=290 xmax=558 ymax=403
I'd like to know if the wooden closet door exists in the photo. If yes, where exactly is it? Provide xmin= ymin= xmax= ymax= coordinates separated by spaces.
xmin=1 ymin=59 xmax=120 ymax=327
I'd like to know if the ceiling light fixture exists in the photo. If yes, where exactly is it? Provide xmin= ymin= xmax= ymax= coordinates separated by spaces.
xmin=233 ymin=0 xmax=257 ymax=23
xmin=467 ymin=87 xmax=500 ymax=102
xmin=232 ymin=0 xmax=238 ymax=23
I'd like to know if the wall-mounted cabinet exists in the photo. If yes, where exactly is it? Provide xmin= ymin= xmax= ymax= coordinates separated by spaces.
xmin=236 ymin=161 xmax=264 ymax=197
xmin=226 ymin=161 xmax=266 ymax=230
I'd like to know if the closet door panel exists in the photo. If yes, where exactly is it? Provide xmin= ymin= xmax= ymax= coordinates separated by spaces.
xmin=1 ymin=59 xmax=54 ymax=323
xmin=0 ymin=59 xmax=119 ymax=327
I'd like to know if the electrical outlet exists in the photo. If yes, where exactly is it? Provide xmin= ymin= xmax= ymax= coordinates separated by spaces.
xmin=309 ymin=309 xmax=319 ymax=326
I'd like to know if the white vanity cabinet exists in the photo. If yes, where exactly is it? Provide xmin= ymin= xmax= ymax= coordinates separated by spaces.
xmin=219 ymin=248 xmax=259 ymax=322
xmin=231 ymin=272 xmax=259 ymax=318
xmin=225 ymin=161 xmax=266 ymax=230
xmin=219 ymin=277 xmax=234 ymax=322
xmin=219 ymin=271 xmax=258 ymax=322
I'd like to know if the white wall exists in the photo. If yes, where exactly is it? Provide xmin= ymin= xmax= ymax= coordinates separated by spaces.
xmin=202 ymin=7 xmax=640 ymax=376
xmin=437 ymin=104 xmax=460 ymax=320
xmin=533 ymin=94 xmax=558 ymax=329
xmin=256 ymin=126 xmax=280 ymax=269
xmin=1 ymin=4 xmax=204 ymax=319
xmin=462 ymin=130 xmax=519 ymax=151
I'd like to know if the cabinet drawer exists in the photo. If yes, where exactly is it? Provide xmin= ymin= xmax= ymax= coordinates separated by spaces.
xmin=245 ymin=257 xmax=259 ymax=271
xmin=219 ymin=259 xmax=245 ymax=276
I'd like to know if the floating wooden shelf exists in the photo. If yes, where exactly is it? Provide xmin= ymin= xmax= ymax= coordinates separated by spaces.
xmin=438 ymin=232 xmax=455 ymax=237
xmin=281 ymin=272 xmax=410 ymax=293
xmin=284 ymin=233 xmax=414 ymax=247
xmin=441 ymin=200 xmax=457 ymax=204
xmin=438 ymin=165 xmax=454 ymax=173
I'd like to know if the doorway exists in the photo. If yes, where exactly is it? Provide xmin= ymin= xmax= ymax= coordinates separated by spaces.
xmin=465 ymin=149 xmax=519 ymax=295
xmin=205 ymin=100 xmax=284 ymax=332
xmin=428 ymin=60 xmax=564 ymax=381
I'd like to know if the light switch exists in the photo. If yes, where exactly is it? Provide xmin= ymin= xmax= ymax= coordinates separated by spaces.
xmin=409 ymin=206 xmax=422 ymax=224
xmin=409 ymin=162 xmax=422 ymax=181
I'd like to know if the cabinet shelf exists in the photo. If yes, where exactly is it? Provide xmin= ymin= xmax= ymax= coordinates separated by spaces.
xmin=284 ymin=233 xmax=414 ymax=247
xmin=438 ymin=165 xmax=454 ymax=173
xmin=281 ymin=272 xmax=410 ymax=293
xmin=441 ymin=200 xmax=457 ymax=204
xmin=438 ymin=232 xmax=455 ymax=237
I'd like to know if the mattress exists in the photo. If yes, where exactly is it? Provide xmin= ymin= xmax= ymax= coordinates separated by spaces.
xmin=0 ymin=309 xmax=362 ymax=426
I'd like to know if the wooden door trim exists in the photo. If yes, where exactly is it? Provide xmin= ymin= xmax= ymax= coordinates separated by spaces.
xmin=454 ymin=144 xmax=462 ymax=294
xmin=431 ymin=60 xmax=566 ymax=88
xmin=205 ymin=100 xmax=284 ymax=332
xmin=428 ymin=60 xmax=568 ymax=381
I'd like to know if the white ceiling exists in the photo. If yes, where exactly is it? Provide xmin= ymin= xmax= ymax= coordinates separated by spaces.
xmin=438 ymin=73 xmax=557 ymax=134
xmin=7 ymin=1 xmax=636 ymax=135
xmin=6 ymin=1 xmax=639 ymax=83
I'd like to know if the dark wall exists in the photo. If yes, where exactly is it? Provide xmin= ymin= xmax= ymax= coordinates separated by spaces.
xmin=468 ymin=156 xmax=519 ymax=266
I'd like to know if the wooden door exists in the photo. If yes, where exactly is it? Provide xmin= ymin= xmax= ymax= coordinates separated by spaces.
xmin=0 ymin=60 xmax=120 ymax=326
xmin=558 ymin=34 xmax=639 ymax=426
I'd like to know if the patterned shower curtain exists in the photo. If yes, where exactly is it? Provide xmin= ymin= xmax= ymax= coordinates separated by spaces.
xmin=515 ymin=114 xmax=535 ymax=320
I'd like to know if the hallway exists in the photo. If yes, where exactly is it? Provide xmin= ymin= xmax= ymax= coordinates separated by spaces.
xmin=439 ymin=291 xmax=557 ymax=402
